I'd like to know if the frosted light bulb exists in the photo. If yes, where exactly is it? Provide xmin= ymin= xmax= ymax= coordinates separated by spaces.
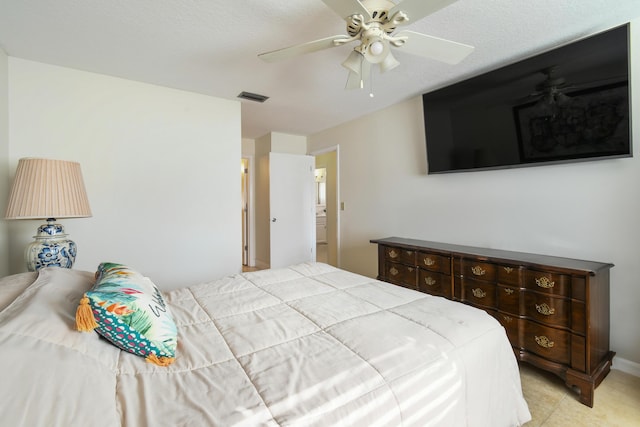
xmin=370 ymin=41 xmax=384 ymax=56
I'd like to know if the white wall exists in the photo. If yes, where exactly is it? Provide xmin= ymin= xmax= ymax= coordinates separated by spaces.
xmin=309 ymin=20 xmax=640 ymax=367
xmin=6 ymin=58 xmax=241 ymax=290
xmin=241 ymin=138 xmax=255 ymax=157
xmin=270 ymin=132 xmax=308 ymax=155
xmin=0 ymin=48 xmax=8 ymax=277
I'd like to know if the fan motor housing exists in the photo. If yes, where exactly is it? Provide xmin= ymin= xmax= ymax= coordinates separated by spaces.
xmin=361 ymin=0 xmax=397 ymax=33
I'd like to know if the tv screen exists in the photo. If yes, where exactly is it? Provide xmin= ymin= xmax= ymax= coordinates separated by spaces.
xmin=422 ymin=24 xmax=631 ymax=174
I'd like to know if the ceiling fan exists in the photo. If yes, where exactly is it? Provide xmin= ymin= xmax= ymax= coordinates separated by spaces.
xmin=258 ymin=0 xmax=475 ymax=91
xmin=528 ymin=67 xmax=574 ymax=106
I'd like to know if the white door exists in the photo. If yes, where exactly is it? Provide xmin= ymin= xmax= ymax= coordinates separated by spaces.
xmin=269 ymin=152 xmax=315 ymax=268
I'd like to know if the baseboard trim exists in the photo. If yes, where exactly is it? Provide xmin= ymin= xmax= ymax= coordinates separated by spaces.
xmin=612 ymin=356 xmax=640 ymax=377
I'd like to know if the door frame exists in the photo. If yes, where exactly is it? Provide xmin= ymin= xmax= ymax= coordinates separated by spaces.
xmin=311 ymin=145 xmax=340 ymax=268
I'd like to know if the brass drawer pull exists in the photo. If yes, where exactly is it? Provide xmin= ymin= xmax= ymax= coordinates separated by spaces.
xmin=536 ymin=277 xmax=555 ymax=289
xmin=503 ymin=267 xmax=514 ymax=274
xmin=390 ymin=267 xmax=398 ymax=276
xmin=423 ymin=257 xmax=435 ymax=266
xmin=405 ymin=251 xmax=413 ymax=256
xmin=407 ymin=267 xmax=414 ymax=273
xmin=535 ymin=335 xmax=555 ymax=348
xmin=389 ymin=250 xmax=398 ymax=259
xmin=505 ymin=288 xmax=514 ymax=295
xmin=424 ymin=277 xmax=436 ymax=286
xmin=472 ymin=288 xmax=486 ymax=298
xmin=535 ymin=303 xmax=555 ymax=316
xmin=503 ymin=315 xmax=513 ymax=323
xmin=471 ymin=266 xmax=486 ymax=276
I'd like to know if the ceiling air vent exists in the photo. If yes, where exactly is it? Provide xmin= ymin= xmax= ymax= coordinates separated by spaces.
xmin=237 ymin=91 xmax=269 ymax=103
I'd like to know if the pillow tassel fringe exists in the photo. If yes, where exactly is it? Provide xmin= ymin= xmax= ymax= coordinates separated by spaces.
xmin=146 ymin=354 xmax=176 ymax=366
xmin=75 ymin=294 xmax=98 ymax=332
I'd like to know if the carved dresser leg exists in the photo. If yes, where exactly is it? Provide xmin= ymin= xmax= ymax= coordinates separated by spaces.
xmin=565 ymin=373 xmax=595 ymax=407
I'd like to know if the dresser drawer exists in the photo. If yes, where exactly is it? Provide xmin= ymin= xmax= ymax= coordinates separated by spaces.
xmin=383 ymin=261 xmax=417 ymax=289
xmin=523 ymin=321 xmax=570 ymax=365
xmin=383 ymin=246 xmax=417 ymax=265
xmin=418 ymin=251 xmax=450 ymax=274
xmin=495 ymin=312 xmax=520 ymax=346
xmin=456 ymin=260 xmax=497 ymax=282
xmin=497 ymin=285 xmax=520 ymax=315
xmin=497 ymin=265 xmax=523 ymax=286
xmin=524 ymin=292 xmax=570 ymax=328
xmin=418 ymin=270 xmax=451 ymax=298
xmin=523 ymin=269 xmax=570 ymax=296
xmin=459 ymin=277 xmax=496 ymax=309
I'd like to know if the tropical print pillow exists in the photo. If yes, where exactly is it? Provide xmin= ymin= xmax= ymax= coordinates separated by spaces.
xmin=76 ymin=262 xmax=177 ymax=366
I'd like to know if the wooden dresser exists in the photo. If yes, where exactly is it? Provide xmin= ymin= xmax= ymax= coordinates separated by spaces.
xmin=371 ymin=237 xmax=615 ymax=407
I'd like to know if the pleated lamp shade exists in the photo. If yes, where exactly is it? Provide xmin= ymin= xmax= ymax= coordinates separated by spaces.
xmin=5 ymin=158 xmax=92 ymax=220
xmin=5 ymin=158 xmax=92 ymax=271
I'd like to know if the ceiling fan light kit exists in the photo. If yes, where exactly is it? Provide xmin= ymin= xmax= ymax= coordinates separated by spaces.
xmin=380 ymin=52 xmax=400 ymax=72
xmin=369 ymin=40 xmax=385 ymax=56
xmin=342 ymin=50 xmax=364 ymax=74
xmin=258 ymin=0 xmax=474 ymax=92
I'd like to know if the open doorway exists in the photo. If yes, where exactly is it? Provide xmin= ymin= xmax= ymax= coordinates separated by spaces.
xmin=241 ymin=158 xmax=249 ymax=266
xmin=315 ymin=167 xmax=327 ymax=263
xmin=313 ymin=147 xmax=339 ymax=267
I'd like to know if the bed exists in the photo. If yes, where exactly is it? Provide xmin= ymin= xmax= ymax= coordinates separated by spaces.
xmin=0 ymin=262 xmax=531 ymax=426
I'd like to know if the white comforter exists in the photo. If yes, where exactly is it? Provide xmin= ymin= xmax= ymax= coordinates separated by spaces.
xmin=0 ymin=263 xmax=530 ymax=426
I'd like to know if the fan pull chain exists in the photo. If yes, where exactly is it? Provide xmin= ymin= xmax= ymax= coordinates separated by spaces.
xmin=369 ymin=68 xmax=375 ymax=98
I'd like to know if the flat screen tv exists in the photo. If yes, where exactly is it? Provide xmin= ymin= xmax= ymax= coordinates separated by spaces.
xmin=422 ymin=24 xmax=631 ymax=174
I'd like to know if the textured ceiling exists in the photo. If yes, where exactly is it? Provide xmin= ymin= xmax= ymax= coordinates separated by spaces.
xmin=1 ymin=0 xmax=639 ymax=139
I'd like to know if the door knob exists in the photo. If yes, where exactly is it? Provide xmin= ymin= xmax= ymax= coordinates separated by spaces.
xmin=272 ymin=218 xmax=277 ymax=222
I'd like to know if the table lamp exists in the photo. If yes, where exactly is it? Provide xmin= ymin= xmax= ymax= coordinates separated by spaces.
xmin=4 ymin=158 xmax=92 ymax=271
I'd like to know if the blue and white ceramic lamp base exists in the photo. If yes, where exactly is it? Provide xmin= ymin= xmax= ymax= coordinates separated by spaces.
xmin=25 ymin=220 xmax=77 ymax=272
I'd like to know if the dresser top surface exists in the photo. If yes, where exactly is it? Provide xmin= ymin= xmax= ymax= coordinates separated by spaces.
xmin=371 ymin=237 xmax=613 ymax=274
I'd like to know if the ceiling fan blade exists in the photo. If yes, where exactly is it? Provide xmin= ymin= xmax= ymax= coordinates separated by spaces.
xmin=394 ymin=30 xmax=474 ymax=64
xmin=258 ymin=35 xmax=349 ymax=63
xmin=389 ymin=0 xmax=459 ymax=22
xmin=322 ymin=0 xmax=370 ymax=20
